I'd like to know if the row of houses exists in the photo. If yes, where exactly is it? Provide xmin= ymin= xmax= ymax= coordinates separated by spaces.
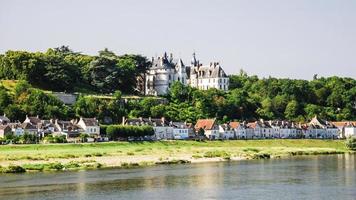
xmin=0 ymin=115 xmax=100 ymax=142
xmin=1 ymin=114 xmax=355 ymax=141
xmin=123 ymin=116 xmax=356 ymax=140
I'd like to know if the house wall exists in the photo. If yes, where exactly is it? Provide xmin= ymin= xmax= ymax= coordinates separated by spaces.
xmin=173 ymin=128 xmax=189 ymax=140
xmin=77 ymin=119 xmax=100 ymax=136
xmin=204 ymin=129 xmax=219 ymax=140
xmin=345 ymin=127 xmax=356 ymax=138
xmin=153 ymin=126 xmax=173 ymax=140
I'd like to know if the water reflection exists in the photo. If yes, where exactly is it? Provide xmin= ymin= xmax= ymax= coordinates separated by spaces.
xmin=0 ymin=155 xmax=355 ymax=200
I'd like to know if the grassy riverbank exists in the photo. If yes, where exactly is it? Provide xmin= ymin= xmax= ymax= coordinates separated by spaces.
xmin=0 ymin=140 xmax=350 ymax=173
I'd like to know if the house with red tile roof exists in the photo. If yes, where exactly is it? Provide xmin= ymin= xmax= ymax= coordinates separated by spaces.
xmin=195 ymin=118 xmax=219 ymax=139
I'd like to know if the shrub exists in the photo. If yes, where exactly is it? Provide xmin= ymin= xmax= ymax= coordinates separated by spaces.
xmin=345 ymin=137 xmax=356 ymax=150
xmin=203 ymin=150 xmax=230 ymax=159
xmin=45 ymin=162 xmax=64 ymax=170
xmin=106 ymin=125 xmax=154 ymax=140
xmin=64 ymin=161 xmax=81 ymax=169
xmin=22 ymin=164 xmax=45 ymax=171
xmin=3 ymin=165 xmax=26 ymax=173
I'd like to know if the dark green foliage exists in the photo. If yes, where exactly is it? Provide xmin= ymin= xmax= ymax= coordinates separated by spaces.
xmin=2 ymin=165 xmax=26 ymax=173
xmin=43 ymin=135 xmax=67 ymax=143
xmin=0 ymin=47 xmax=150 ymax=94
xmin=74 ymin=95 xmax=125 ymax=124
xmin=345 ymin=137 xmax=356 ymax=150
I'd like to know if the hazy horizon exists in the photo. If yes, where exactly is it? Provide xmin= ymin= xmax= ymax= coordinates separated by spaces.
xmin=1 ymin=0 xmax=355 ymax=79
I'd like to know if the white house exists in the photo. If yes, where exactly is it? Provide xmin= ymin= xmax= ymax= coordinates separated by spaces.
xmin=54 ymin=120 xmax=82 ymax=139
xmin=219 ymin=123 xmax=235 ymax=140
xmin=269 ymin=121 xmax=297 ymax=139
xmin=345 ymin=122 xmax=356 ymax=138
xmin=123 ymin=117 xmax=173 ymax=140
xmin=171 ymin=122 xmax=192 ymax=140
xmin=77 ymin=117 xmax=100 ymax=137
xmin=309 ymin=116 xmax=338 ymax=139
xmin=248 ymin=119 xmax=274 ymax=139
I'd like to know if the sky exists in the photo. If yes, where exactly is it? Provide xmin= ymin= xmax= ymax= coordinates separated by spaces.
xmin=1 ymin=0 xmax=356 ymax=79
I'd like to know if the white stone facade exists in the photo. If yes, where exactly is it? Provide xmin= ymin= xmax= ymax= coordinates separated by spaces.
xmin=145 ymin=52 xmax=229 ymax=96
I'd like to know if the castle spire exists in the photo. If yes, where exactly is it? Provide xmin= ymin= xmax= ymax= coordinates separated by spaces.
xmin=191 ymin=52 xmax=198 ymax=66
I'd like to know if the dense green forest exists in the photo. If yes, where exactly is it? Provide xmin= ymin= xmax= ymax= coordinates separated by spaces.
xmin=0 ymin=46 xmax=149 ymax=93
xmin=0 ymin=47 xmax=355 ymax=123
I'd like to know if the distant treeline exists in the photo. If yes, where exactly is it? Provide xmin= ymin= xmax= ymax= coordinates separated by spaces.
xmin=0 ymin=47 xmax=355 ymax=123
xmin=0 ymin=46 xmax=150 ymax=93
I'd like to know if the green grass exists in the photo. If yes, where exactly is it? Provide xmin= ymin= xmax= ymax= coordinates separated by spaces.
xmin=0 ymin=140 xmax=348 ymax=160
xmin=0 ymin=140 xmax=350 ymax=173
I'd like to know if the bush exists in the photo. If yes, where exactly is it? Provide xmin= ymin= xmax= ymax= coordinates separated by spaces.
xmin=22 ymin=164 xmax=45 ymax=171
xmin=203 ymin=150 xmax=230 ymax=159
xmin=43 ymin=134 xmax=67 ymax=143
xmin=106 ymin=125 xmax=154 ymax=140
xmin=3 ymin=165 xmax=26 ymax=173
xmin=345 ymin=137 xmax=356 ymax=150
xmin=45 ymin=162 xmax=64 ymax=170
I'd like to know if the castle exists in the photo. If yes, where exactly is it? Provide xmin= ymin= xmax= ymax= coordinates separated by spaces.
xmin=144 ymin=52 xmax=229 ymax=96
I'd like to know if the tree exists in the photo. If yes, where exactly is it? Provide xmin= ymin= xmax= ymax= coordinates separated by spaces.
xmin=86 ymin=56 xmax=120 ymax=93
xmin=4 ymin=105 xmax=26 ymax=122
xmin=0 ymin=88 xmax=11 ymax=113
xmin=284 ymin=100 xmax=299 ymax=120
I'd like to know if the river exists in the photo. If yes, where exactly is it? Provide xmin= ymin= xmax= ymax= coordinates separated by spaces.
xmin=0 ymin=154 xmax=355 ymax=200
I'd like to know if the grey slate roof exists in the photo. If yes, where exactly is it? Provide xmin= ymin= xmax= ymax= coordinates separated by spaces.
xmin=190 ymin=64 xmax=227 ymax=78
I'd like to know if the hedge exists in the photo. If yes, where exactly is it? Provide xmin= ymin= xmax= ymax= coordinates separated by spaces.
xmin=105 ymin=125 xmax=154 ymax=140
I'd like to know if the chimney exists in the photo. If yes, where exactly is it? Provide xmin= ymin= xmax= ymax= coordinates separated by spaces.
xmin=149 ymin=117 xmax=151 ymax=121
xmin=161 ymin=117 xmax=165 ymax=125
xmin=139 ymin=117 xmax=143 ymax=121
xmin=122 ymin=116 xmax=126 ymax=125
xmin=36 ymin=115 xmax=39 ymax=118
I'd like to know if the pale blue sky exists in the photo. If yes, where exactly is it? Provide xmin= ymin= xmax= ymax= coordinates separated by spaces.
xmin=1 ymin=0 xmax=356 ymax=79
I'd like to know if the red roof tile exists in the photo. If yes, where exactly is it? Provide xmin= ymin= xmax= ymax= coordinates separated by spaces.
xmin=195 ymin=119 xmax=216 ymax=130
xmin=229 ymin=122 xmax=240 ymax=129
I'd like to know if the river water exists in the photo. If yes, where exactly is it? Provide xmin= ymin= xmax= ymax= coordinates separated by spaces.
xmin=0 ymin=154 xmax=355 ymax=200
